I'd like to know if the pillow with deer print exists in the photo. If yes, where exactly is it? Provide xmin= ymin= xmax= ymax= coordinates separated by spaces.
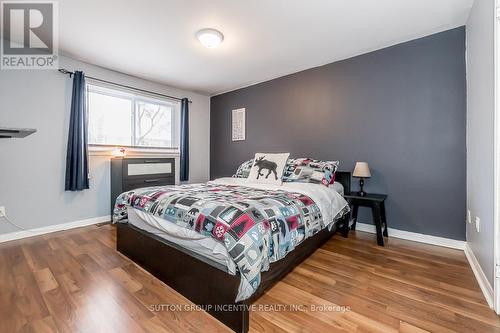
xmin=246 ymin=153 xmax=290 ymax=185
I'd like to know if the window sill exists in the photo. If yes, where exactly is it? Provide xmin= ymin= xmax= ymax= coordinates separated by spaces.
xmin=88 ymin=145 xmax=180 ymax=158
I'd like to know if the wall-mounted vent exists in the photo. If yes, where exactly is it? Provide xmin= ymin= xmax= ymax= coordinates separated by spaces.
xmin=0 ymin=127 xmax=36 ymax=138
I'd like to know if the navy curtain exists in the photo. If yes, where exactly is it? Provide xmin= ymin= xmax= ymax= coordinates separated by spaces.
xmin=65 ymin=71 xmax=89 ymax=191
xmin=180 ymin=98 xmax=189 ymax=181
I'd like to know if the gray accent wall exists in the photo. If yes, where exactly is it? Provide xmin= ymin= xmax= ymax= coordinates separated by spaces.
xmin=210 ymin=27 xmax=466 ymax=240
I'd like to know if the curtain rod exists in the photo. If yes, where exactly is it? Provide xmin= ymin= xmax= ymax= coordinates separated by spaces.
xmin=58 ymin=68 xmax=192 ymax=103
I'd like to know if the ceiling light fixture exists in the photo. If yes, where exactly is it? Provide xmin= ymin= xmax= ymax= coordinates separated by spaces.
xmin=196 ymin=28 xmax=224 ymax=48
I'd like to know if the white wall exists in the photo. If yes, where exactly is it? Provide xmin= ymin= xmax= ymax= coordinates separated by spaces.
xmin=466 ymin=0 xmax=496 ymax=285
xmin=0 ymin=55 xmax=210 ymax=234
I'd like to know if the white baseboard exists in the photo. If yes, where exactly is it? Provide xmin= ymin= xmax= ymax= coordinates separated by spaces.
xmin=0 ymin=215 xmax=111 ymax=243
xmin=355 ymin=222 xmax=466 ymax=250
xmin=464 ymin=243 xmax=494 ymax=309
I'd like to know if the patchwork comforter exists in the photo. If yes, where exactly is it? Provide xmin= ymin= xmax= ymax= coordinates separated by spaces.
xmin=113 ymin=181 xmax=348 ymax=301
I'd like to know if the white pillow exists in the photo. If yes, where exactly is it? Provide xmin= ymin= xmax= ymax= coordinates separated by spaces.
xmin=246 ymin=153 xmax=290 ymax=185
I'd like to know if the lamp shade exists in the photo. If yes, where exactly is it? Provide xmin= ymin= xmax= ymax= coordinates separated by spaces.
xmin=353 ymin=162 xmax=371 ymax=178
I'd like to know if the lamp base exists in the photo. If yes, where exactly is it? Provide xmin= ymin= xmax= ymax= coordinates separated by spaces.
xmin=358 ymin=178 xmax=367 ymax=197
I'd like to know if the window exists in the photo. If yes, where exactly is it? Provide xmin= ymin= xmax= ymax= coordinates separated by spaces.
xmin=87 ymin=84 xmax=179 ymax=149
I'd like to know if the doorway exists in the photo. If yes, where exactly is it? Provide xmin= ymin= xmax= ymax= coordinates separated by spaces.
xmin=495 ymin=0 xmax=500 ymax=315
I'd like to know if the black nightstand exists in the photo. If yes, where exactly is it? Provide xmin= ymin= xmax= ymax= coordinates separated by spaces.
xmin=344 ymin=193 xmax=388 ymax=246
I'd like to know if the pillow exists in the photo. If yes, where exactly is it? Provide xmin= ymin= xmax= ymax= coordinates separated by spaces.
xmin=282 ymin=158 xmax=339 ymax=186
xmin=233 ymin=159 xmax=253 ymax=178
xmin=246 ymin=153 xmax=290 ymax=185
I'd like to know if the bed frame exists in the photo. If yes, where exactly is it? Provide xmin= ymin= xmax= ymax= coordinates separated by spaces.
xmin=116 ymin=171 xmax=352 ymax=333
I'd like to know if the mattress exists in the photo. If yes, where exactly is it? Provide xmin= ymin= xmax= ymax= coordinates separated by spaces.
xmin=127 ymin=206 xmax=238 ymax=274
xmin=125 ymin=178 xmax=345 ymax=275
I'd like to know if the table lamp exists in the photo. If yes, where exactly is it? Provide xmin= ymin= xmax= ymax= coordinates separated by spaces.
xmin=353 ymin=162 xmax=371 ymax=197
xmin=112 ymin=147 xmax=126 ymax=158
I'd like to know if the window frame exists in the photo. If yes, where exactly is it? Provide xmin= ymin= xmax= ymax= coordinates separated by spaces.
xmin=86 ymin=82 xmax=181 ymax=153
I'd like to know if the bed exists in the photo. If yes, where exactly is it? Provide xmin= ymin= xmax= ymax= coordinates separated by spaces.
xmin=114 ymin=171 xmax=352 ymax=333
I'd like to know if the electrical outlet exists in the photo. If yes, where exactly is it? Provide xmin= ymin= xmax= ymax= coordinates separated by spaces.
xmin=467 ymin=210 xmax=471 ymax=224
xmin=475 ymin=216 xmax=480 ymax=232
xmin=0 ymin=206 xmax=5 ymax=218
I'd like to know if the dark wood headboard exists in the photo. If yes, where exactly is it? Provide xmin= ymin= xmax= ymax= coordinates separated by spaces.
xmin=335 ymin=171 xmax=351 ymax=195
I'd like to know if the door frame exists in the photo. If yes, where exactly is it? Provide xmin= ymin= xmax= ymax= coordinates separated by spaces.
xmin=494 ymin=0 xmax=500 ymax=315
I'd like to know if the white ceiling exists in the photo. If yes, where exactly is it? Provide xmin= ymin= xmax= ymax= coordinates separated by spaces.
xmin=59 ymin=0 xmax=474 ymax=95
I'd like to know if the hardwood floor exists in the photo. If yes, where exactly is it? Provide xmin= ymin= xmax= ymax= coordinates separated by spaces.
xmin=0 ymin=224 xmax=498 ymax=333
